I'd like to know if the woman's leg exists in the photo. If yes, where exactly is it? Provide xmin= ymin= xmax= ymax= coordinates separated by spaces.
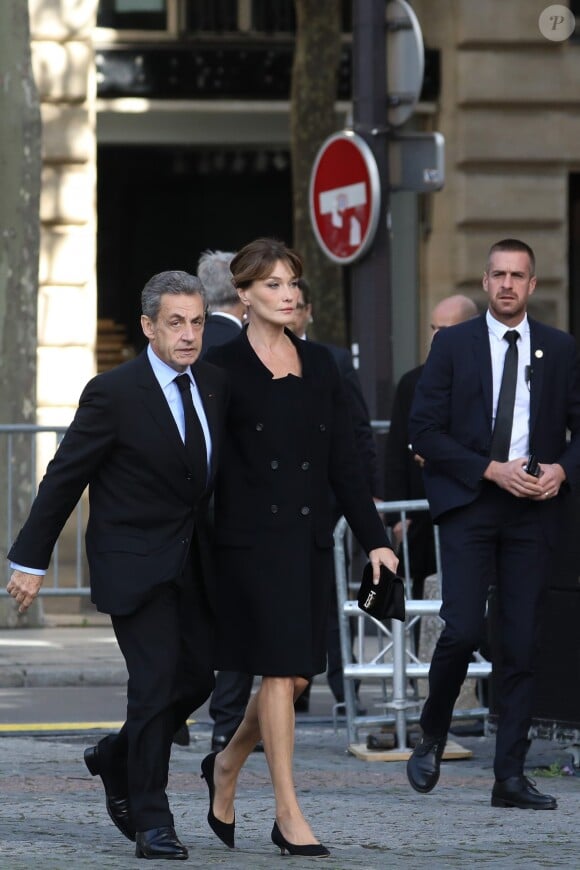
xmin=212 ymin=675 xmax=317 ymax=843
xmin=258 ymin=675 xmax=320 ymax=845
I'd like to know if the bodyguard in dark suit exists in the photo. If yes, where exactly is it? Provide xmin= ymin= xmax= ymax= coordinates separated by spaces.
xmin=384 ymin=295 xmax=479 ymax=600
xmin=7 ymin=271 xmax=228 ymax=859
xmin=407 ymin=239 xmax=580 ymax=810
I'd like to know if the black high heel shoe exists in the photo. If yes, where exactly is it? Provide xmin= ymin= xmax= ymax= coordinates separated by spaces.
xmin=200 ymin=752 xmax=235 ymax=849
xmin=271 ymin=821 xmax=330 ymax=858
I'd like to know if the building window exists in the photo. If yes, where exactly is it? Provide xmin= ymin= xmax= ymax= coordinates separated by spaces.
xmin=97 ymin=0 xmax=353 ymax=38
xmin=185 ymin=0 xmax=239 ymax=32
xmin=97 ymin=0 xmax=168 ymax=30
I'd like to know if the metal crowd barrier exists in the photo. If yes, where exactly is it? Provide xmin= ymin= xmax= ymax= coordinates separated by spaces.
xmin=0 ymin=424 xmax=88 ymax=595
xmin=334 ymin=500 xmax=492 ymax=749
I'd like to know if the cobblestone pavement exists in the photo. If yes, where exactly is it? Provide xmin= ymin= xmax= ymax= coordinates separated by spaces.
xmin=0 ymin=625 xmax=579 ymax=868
xmin=1 ymin=727 xmax=580 ymax=869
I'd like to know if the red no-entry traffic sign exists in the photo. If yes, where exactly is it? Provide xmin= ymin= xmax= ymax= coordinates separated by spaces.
xmin=309 ymin=130 xmax=381 ymax=265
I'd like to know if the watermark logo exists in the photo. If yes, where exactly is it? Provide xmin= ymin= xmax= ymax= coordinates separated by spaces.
xmin=538 ymin=5 xmax=576 ymax=41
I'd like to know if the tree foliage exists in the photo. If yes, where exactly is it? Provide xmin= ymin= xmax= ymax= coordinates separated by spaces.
xmin=291 ymin=0 xmax=345 ymax=344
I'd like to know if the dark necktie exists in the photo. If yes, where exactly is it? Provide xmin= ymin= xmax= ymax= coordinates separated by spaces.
xmin=489 ymin=329 xmax=519 ymax=462
xmin=174 ymin=373 xmax=208 ymax=482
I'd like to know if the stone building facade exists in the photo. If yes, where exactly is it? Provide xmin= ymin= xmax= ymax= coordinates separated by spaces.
xmin=28 ymin=0 xmax=580 ymax=419
xmin=30 ymin=0 xmax=98 ymax=427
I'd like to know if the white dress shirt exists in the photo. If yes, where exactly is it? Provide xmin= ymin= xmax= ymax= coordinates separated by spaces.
xmin=486 ymin=310 xmax=530 ymax=460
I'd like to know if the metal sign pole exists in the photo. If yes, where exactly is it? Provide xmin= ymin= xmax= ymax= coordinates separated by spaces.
xmin=349 ymin=0 xmax=393 ymax=419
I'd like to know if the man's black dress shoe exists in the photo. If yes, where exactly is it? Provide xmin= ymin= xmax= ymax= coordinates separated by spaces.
xmin=135 ymin=826 xmax=188 ymax=860
xmin=406 ymin=734 xmax=446 ymax=794
xmin=210 ymin=734 xmax=230 ymax=753
xmin=491 ymin=775 xmax=557 ymax=810
xmin=84 ymin=744 xmax=135 ymax=841
xmin=211 ymin=733 xmax=264 ymax=753
xmin=172 ymin=723 xmax=190 ymax=747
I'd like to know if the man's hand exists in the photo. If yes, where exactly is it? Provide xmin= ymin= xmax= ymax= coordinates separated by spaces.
xmin=483 ymin=458 xmax=564 ymax=500
xmin=6 ymin=571 xmax=43 ymax=614
xmin=368 ymin=547 xmax=399 ymax=584
xmin=391 ymin=519 xmax=412 ymax=549
xmin=532 ymin=462 xmax=566 ymax=501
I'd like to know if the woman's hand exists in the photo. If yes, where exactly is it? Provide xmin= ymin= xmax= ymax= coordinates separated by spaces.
xmin=368 ymin=547 xmax=399 ymax=584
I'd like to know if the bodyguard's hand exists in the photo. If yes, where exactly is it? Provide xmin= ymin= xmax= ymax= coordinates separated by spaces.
xmin=7 ymin=571 xmax=43 ymax=614
xmin=530 ymin=462 xmax=566 ymax=502
xmin=368 ymin=547 xmax=399 ymax=585
xmin=484 ymin=458 xmax=545 ymax=499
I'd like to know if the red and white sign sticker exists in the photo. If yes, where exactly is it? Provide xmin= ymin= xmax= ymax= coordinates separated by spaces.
xmin=309 ymin=130 xmax=381 ymax=265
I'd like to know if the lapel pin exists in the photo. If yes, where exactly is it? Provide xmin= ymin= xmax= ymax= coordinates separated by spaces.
xmin=534 ymin=349 xmax=543 ymax=359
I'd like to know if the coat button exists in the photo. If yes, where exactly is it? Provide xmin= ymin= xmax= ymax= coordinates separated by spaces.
xmin=270 ymin=504 xmax=278 ymax=514
xmin=300 ymin=506 xmax=310 ymax=516
xmin=300 ymin=461 xmax=310 ymax=471
xmin=185 ymin=473 xmax=192 ymax=481
xmin=319 ymin=423 xmax=326 ymax=431
xmin=256 ymin=422 xmax=264 ymax=431
xmin=270 ymin=459 xmax=279 ymax=470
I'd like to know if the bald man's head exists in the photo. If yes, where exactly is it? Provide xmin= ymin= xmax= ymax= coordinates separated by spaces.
xmin=430 ymin=294 xmax=478 ymax=337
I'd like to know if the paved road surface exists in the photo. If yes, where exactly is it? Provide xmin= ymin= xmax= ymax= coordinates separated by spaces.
xmin=0 ymin=624 xmax=579 ymax=868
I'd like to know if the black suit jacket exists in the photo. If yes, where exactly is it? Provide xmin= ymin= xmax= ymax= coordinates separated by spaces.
xmin=384 ymin=364 xmax=425 ymax=503
xmin=318 ymin=342 xmax=380 ymax=496
xmin=8 ymin=350 xmax=228 ymax=615
xmin=409 ymin=313 xmax=580 ymax=521
xmin=200 ymin=313 xmax=241 ymax=358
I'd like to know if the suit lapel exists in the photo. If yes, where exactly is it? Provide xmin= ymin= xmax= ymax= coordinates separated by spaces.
xmin=192 ymin=362 xmax=222 ymax=484
xmin=473 ymin=315 xmax=494 ymax=431
xmin=528 ymin=318 xmax=545 ymax=440
xmin=135 ymin=351 xmax=190 ymax=466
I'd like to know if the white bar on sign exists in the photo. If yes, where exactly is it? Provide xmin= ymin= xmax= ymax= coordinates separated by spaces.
xmin=319 ymin=181 xmax=366 ymax=215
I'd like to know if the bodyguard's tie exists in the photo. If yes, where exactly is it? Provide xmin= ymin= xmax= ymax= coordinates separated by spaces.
xmin=489 ymin=329 xmax=519 ymax=462
xmin=174 ymin=373 xmax=208 ymax=483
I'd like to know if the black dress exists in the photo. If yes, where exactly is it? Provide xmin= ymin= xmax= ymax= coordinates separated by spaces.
xmin=205 ymin=328 xmax=389 ymax=676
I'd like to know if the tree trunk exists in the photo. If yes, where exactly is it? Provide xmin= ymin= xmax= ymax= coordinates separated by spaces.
xmin=291 ymin=0 xmax=344 ymax=345
xmin=0 ymin=1 xmax=41 ymax=570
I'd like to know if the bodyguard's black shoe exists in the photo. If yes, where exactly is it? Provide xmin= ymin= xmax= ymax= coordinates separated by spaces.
xmin=135 ymin=826 xmax=188 ymax=860
xmin=210 ymin=734 xmax=231 ymax=753
xmin=84 ymin=744 xmax=135 ymax=841
xmin=172 ymin=723 xmax=190 ymax=746
xmin=491 ymin=775 xmax=557 ymax=810
xmin=406 ymin=734 xmax=446 ymax=794
xmin=211 ymin=733 xmax=264 ymax=753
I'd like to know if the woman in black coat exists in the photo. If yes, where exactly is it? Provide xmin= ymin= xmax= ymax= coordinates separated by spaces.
xmin=201 ymin=238 xmax=397 ymax=858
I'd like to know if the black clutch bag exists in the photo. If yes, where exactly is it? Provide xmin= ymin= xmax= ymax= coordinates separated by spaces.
xmin=357 ymin=563 xmax=406 ymax=622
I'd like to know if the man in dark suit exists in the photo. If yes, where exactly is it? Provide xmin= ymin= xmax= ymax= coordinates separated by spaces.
xmin=384 ymin=294 xmax=478 ymax=601
xmin=196 ymin=249 xmax=255 ymax=751
xmin=406 ymin=239 xmax=580 ymax=810
xmin=7 ymin=271 xmax=228 ymax=859
xmin=197 ymin=249 xmax=245 ymax=356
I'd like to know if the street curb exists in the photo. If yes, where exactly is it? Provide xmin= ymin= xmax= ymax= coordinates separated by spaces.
xmin=0 ymin=666 xmax=127 ymax=688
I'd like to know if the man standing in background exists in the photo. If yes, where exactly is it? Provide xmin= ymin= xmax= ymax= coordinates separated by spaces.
xmin=384 ymin=294 xmax=479 ymax=601
xmin=198 ymin=249 xmax=245 ymax=356
xmin=407 ymin=239 xmax=580 ymax=810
